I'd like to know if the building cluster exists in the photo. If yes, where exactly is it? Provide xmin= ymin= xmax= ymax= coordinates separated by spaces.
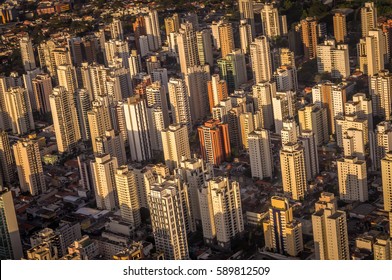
xmin=0 ymin=0 xmax=392 ymax=260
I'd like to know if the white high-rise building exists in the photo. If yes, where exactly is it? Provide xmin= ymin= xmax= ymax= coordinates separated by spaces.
xmin=177 ymin=22 xmax=199 ymax=74
xmin=317 ymin=39 xmax=350 ymax=78
xmin=123 ymin=95 xmax=152 ymax=162
xmin=91 ymin=154 xmax=119 ymax=211
xmin=5 ymin=87 xmax=34 ymax=135
xmin=87 ymin=100 xmax=113 ymax=153
xmin=312 ymin=192 xmax=349 ymax=260
xmin=299 ymin=130 xmax=320 ymax=181
xmin=185 ymin=65 xmax=211 ymax=123
xmin=110 ymin=18 xmax=124 ymax=40
xmin=13 ymin=139 xmax=46 ymax=196
xmin=161 ymin=124 xmax=191 ymax=171
xmin=199 ymin=177 xmax=244 ymax=250
xmin=196 ymin=29 xmax=214 ymax=66
xmin=238 ymin=0 xmax=255 ymax=37
xmin=0 ymin=189 xmax=23 ymax=260
xmin=50 ymin=86 xmax=81 ymax=153
xmin=272 ymin=91 xmax=296 ymax=134
xmin=274 ymin=66 xmax=298 ymax=92
xmin=178 ymin=157 xmax=207 ymax=223
xmin=20 ymin=35 xmax=36 ymax=71
xmin=335 ymin=115 xmax=368 ymax=148
xmin=252 ymin=82 xmax=275 ymax=130
xmin=250 ymin=36 xmax=272 ymax=83
xmin=239 ymin=19 xmax=253 ymax=54
xmin=115 ymin=165 xmax=141 ymax=227
xmin=298 ymin=104 xmax=329 ymax=146
xmin=366 ymin=29 xmax=386 ymax=76
xmin=248 ymin=129 xmax=273 ymax=180
xmin=370 ymin=121 xmax=392 ymax=171
xmin=104 ymin=40 xmax=130 ymax=68
xmin=168 ymin=78 xmax=192 ymax=131
xmin=280 ymin=142 xmax=307 ymax=200
xmin=57 ymin=64 xmax=78 ymax=94
xmin=148 ymin=183 xmax=190 ymax=260
xmin=337 ymin=156 xmax=368 ymax=202
xmin=370 ymin=70 xmax=392 ymax=120
xmin=381 ymin=152 xmax=392 ymax=213
xmin=260 ymin=2 xmax=281 ymax=38
xmin=95 ymin=129 xmax=126 ymax=167
xmin=281 ymin=118 xmax=299 ymax=146
xmin=144 ymin=9 xmax=161 ymax=51
xmin=147 ymin=106 xmax=169 ymax=152
xmin=361 ymin=2 xmax=377 ymax=37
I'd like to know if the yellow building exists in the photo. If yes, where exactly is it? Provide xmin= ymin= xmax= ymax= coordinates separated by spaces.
xmin=263 ymin=196 xmax=303 ymax=257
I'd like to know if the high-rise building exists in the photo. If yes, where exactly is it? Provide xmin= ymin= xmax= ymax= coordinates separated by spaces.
xmin=165 ymin=13 xmax=180 ymax=37
xmin=366 ymin=29 xmax=386 ymax=76
xmin=361 ymin=2 xmax=377 ymax=37
xmin=161 ymin=124 xmax=191 ymax=171
xmin=115 ymin=165 xmax=141 ymax=227
xmin=168 ymin=78 xmax=192 ymax=131
xmin=248 ymin=129 xmax=273 ymax=180
xmin=272 ymin=90 xmax=296 ymax=134
xmin=335 ymin=114 xmax=368 ymax=148
xmin=144 ymin=9 xmax=161 ymax=51
xmin=239 ymin=112 xmax=254 ymax=150
xmin=57 ymin=64 xmax=78 ymax=94
xmin=381 ymin=152 xmax=392 ymax=212
xmin=316 ymin=39 xmax=350 ymax=78
xmin=252 ymin=82 xmax=275 ymax=130
xmin=177 ymin=22 xmax=199 ymax=74
xmin=178 ymin=157 xmax=206 ymax=223
xmin=373 ymin=235 xmax=391 ymax=260
xmin=0 ymin=189 xmax=23 ymax=260
xmin=20 ymin=35 xmax=36 ymax=72
xmin=5 ymin=87 xmax=34 ymax=135
xmin=280 ymin=142 xmax=307 ymax=200
xmin=260 ymin=2 xmax=281 ymax=38
xmin=370 ymin=121 xmax=392 ymax=171
xmin=88 ymin=100 xmax=113 ymax=153
xmin=238 ymin=0 xmax=255 ymax=37
xmin=95 ymin=129 xmax=126 ymax=167
xmin=104 ymin=40 xmax=130 ymax=68
xmin=299 ymin=130 xmax=320 ymax=180
xmin=250 ymin=36 xmax=272 ymax=83
xmin=370 ymin=70 xmax=392 ymax=120
xmin=0 ymin=131 xmax=15 ymax=185
xmin=301 ymin=17 xmax=318 ymax=61
xmin=185 ymin=65 xmax=210 ymax=123
xmin=208 ymin=74 xmax=228 ymax=113
xmin=217 ymin=49 xmax=247 ymax=93
xmin=91 ymin=154 xmax=119 ymax=211
xmin=74 ymin=88 xmax=91 ymax=142
xmin=218 ymin=22 xmax=235 ymax=58
xmin=239 ymin=19 xmax=253 ymax=54
xmin=337 ymin=156 xmax=368 ymax=202
xmin=198 ymin=119 xmax=231 ymax=166
xmin=345 ymin=93 xmax=373 ymax=131
xmin=196 ymin=29 xmax=214 ymax=66
xmin=110 ymin=18 xmax=124 ymax=41
xmin=274 ymin=65 xmax=298 ymax=92
xmin=123 ymin=95 xmax=152 ymax=162
xmin=281 ymin=118 xmax=299 ymax=145
xmin=263 ymin=196 xmax=303 ymax=256
xmin=50 ymin=86 xmax=81 ymax=153
xmin=298 ymin=104 xmax=329 ymax=146
xmin=312 ymin=192 xmax=349 ymax=260
xmin=13 ymin=139 xmax=46 ymax=196
xmin=32 ymin=73 xmax=52 ymax=116
xmin=199 ymin=177 xmax=244 ymax=250
xmin=333 ymin=13 xmax=347 ymax=43
xmin=148 ymin=183 xmax=190 ymax=260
